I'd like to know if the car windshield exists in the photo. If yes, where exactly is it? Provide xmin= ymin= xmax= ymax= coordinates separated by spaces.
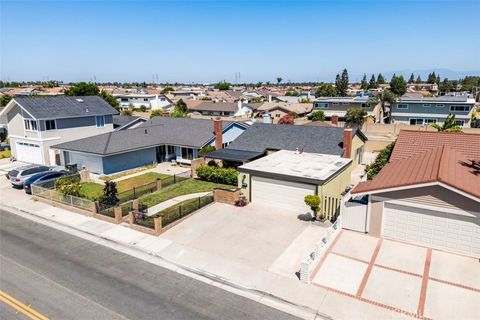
xmin=9 ymin=170 xmax=19 ymax=178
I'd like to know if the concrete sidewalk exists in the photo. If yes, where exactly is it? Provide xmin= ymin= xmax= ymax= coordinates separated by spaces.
xmin=147 ymin=191 xmax=211 ymax=216
xmin=0 ymin=182 xmax=405 ymax=320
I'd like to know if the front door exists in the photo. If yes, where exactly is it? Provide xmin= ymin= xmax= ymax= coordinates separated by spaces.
xmin=156 ymin=146 xmax=166 ymax=162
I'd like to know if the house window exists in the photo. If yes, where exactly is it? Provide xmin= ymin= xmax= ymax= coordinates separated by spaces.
xmin=361 ymin=103 xmax=369 ymax=108
xmin=144 ymin=98 xmax=148 ymax=102
xmin=397 ymin=104 xmax=408 ymax=109
xmin=314 ymin=103 xmax=328 ymax=109
xmin=409 ymin=118 xmax=436 ymax=125
xmin=423 ymin=104 xmax=431 ymax=107
xmin=436 ymin=104 xmax=444 ymax=108
xmin=450 ymin=105 xmax=470 ymax=112
xmin=167 ymin=145 xmax=175 ymax=154
xmin=24 ymin=119 xmax=38 ymax=131
xmin=95 ymin=116 xmax=105 ymax=127
xmin=45 ymin=119 xmax=56 ymax=130
xmin=181 ymin=147 xmax=194 ymax=160
xmin=455 ymin=120 xmax=465 ymax=126
xmin=121 ymin=98 xmax=128 ymax=102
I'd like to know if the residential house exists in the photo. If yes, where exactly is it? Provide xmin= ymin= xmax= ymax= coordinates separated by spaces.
xmin=352 ymin=130 xmax=480 ymax=256
xmin=113 ymin=92 xmax=172 ymax=111
xmin=0 ymin=96 xmax=117 ymax=166
xmin=254 ymin=102 xmax=313 ymax=122
xmin=112 ymin=115 xmax=147 ymax=131
xmin=313 ymin=96 xmax=383 ymax=123
xmin=215 ymin=123 xmax=367 ymax=218
xmin=51 ymin=117 xmax=249 ymax=175
xmin=188 ymin=101 xmax=255 ymax=117
xmin=391 ymin=96 xmax=476 ymax=127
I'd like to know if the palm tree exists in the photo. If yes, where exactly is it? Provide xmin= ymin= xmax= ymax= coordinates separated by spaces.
xmin=430 ymin=114 xmax=462 ymax=132
xmin=368 ymin=90 xmax=396 ymax=123
xmin=276 ymin=77 xmax=282 ymax=85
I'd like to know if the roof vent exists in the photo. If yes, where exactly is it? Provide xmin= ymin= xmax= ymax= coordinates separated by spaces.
xmin=85 ymin=107 xmax=89 ymax=113
xmin=145 ymin=129 xmax=148 ymax=134
xmin=76 ymin=98 xmax=84 ymax=102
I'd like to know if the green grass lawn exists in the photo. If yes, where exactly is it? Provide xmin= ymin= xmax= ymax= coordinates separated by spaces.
xmin=79 ymin=182 xmax=104 ymax=201
xmin=139 ymin=179 xmax=233 ymax=208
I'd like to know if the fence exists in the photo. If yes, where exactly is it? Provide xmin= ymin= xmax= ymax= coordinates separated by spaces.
xmin=321 ymin=195 xmax=343 ymax=221
xmin=300 ymin=216 xmax=342 ymax=283
xmin=31 ymin=183 xmax=94 ymax=212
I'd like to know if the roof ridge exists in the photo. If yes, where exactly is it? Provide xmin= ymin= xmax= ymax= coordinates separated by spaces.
xmin=103 ymin=132 xmax=113 ymax=154
xmin=436 ymin=145 xmax=446 ymax=180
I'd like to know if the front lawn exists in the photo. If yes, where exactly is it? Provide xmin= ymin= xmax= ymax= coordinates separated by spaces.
xmin=79 ymin=182 xmax=103 ymax=200
xmin=139 ymin=179 xmax=233 ymax=208
xmin=116 ymin=172 xmax=169 ymax=191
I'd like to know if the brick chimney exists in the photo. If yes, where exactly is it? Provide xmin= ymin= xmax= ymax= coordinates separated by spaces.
xmin=331 ymin=115 xmax=339 ymax=126
xmin=214 ymin=118 xmax=223 ymax=150
xmin=343 ymin=128 xmax=353 ymax=158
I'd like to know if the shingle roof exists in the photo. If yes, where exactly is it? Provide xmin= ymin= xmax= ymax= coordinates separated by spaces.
xmin=227 ymin=122 xmax=347 ymax=155
xmin=352 ymin=145 xmax=480 ymax=198
xmin=52 ymin=117 xmax=234 ymax=155
xmin=188 ymin=102 xmax=239 ymax=112
xmin=112 ymin=115 xmax=141 ymax=127
xmin=204 ymin=149 xmax=264 ymax=162
xmin=13 ymin=96 xmax=118 ymax=119
xmin=390 ymin=130 xmax=480 ymax=161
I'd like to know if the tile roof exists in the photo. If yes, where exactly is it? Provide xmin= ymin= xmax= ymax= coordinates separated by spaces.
xmin=352 ymin=130 xmax=480 ymax=198
xmin=256 ymin=102 xmax=313 ymax=115
xmin=13 ymin=96 xmax=118 ymax=120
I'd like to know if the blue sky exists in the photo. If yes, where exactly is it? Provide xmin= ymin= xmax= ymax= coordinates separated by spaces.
xmin=1 ymin=0 xmax=479 ymax=83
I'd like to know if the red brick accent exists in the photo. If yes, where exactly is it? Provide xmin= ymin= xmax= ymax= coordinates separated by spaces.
xmin=330 ymin=251 xmax=370 ymax=264
xmin=343 ymin=128 xmax=353 ymax=158
xmin=213 ymin=188 xmax=240 ymax=205
xmin=429 ymin=277 xmax=480 ymax=293
xmin=417 ymin=248 xmax=432 ymax=317
xmin=214 ymin=119 xmax=223 ymax=150
xmin=356 ymin=238 xmax=383 ymax=297
xmin=331 ymin=115 xmax=339 ymax=125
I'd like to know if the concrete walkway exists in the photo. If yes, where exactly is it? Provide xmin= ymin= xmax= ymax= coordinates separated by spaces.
xmin=147 ymin=192 xmax=212 ymax=216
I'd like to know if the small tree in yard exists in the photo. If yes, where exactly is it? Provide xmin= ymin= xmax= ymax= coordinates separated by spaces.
xmin=102 ymin=180 xmax=119 ymax=206
xmin=278 ymin=114 xmax=294 ymax=124
xmin=304 ymin=195 xmax=322 ymax=220
xmin=345 ymin=107 xmax=367 ymax=127
xmin=311 ymin=110 xmax=325 ymax=121
xmin=55 ymin=175 xmax=82 ymax=197
xmin=198 ymin=145 xmax=215 ymax=155
xmin=430 ymin=114 xmax=462 ymax=132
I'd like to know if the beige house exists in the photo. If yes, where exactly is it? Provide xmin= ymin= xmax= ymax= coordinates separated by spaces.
xmin=254 ymin=102 xmax=313 ymax=123
xmin=0 ymin=96 xmax=117 ymax=166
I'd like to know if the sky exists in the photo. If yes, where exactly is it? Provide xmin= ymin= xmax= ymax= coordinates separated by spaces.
xmin=1 ymin=0 xmax=479 ymax=83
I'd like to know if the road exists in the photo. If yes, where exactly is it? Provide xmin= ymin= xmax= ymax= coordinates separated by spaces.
xmin=0 ymin=210 xmax=300 ymax=320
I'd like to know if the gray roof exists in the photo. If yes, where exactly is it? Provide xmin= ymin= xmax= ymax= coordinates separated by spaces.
xmin=52 ymin=117 xmax=234 ymax=156
xmin=227 ymin=122 xmax=351 ymax=155
xmin=397 ymin=96 xmax=474 ymax=103
xmin=204 ymin=149 xmax=264 ymax=162
xmin=113 ymin=115 xmax=141 ymax=127
xmin=14 ymin=96 xmax=118 ymax=120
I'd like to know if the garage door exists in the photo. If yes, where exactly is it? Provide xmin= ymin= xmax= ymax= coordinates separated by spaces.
xmin=382 ymin=203 xmax=480 ymax=256
xmin=16 ymin=141 xmax=43 ymax=164
xmin=251 ymin=176 xmax=316 ymax=212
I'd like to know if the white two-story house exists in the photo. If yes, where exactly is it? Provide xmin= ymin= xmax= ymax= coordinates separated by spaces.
xmin=0 ymin=96 xmax=118 ymax=166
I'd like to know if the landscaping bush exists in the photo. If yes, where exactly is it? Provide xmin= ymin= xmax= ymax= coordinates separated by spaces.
xmin=101 ymin=180 xmax=119 ymax=206
xmin=311 ymin=110 xmax=325 ymax=121
xmin=365 ymin=142 xmax=395 ymax=180
xmin=304 ymin=194 xmax=322 ymax=220
xmin=196 ymin=166 xmax=238 ymax=186
xmin=278 ymin=114 xmax=294 ymax=125
xmin=198 ymin=145 xmax=216 ymax=155
xmin=55 ymin=175 xmax=82 ymax=197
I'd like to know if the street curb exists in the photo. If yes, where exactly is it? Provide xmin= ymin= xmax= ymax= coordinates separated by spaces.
xmin=0 ymin=204 xmax=332 ymax=320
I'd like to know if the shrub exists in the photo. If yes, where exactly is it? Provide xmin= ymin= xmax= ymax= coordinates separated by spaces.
xmin=278 ymin=114 xmax=294 ymax=124
xmin=311 ymin=110 xmax=326 ymax=121
xmin=235 ymin=196 xmax=248 ymax=207
xmin=121 ymin=109 xmax=133 ymax=116
xmin=365 ymin=142 xmax=395 ymax=180
xmin=55 ymin=175 xmax=82 ymax=197
xmin=101 ymin=180 xmax=119 ymax=206
xmin=150 ymin=110 xmax=163 ymax=119
xmin=139 ymin=105 xmax=147 ymax=112
xmin=198 ymin=145 xmax=216 ymax=155
xmin=196 ymin=166 xmax=238 ymax=185
xmin=304 ymin=195 xmax=321 ymax=219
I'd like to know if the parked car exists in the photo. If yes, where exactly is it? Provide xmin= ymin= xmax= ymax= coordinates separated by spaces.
xmin=23 ymin=171 xmax=67 ymax=194
xmin=8 ymin=165 xmax=50 ymax=188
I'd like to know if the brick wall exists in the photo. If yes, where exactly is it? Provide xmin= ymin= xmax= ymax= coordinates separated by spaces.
xmin=213 ymin=188 xmax=240 ymax=205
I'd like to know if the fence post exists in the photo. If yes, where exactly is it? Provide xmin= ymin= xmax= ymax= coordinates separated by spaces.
xmin=156 ymin=178 xmax=162 ymax=191
xmin=174 ymin=174 xmax=176 ymax=184
xmin=154 ymin=216 xmax=162 ymax=235
xmin=198 ymin=197 xmax=201 ymax=209
xmin=133 ymin=186 xmax=136 ymax=199
xmin=132 ymin=199 xmax=139 ymax=210
xmin=114 ymin=206 xmax=122 ymax=223
xmin=128 ymin=212 xmax=134 ymax=226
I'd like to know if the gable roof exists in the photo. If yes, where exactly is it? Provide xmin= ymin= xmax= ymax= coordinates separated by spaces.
xmin=256 ymin=102 xmax=313 ymax=115
xmin=352 ymin=130 xmax=480 ymax=199
xmin=52 ymin=117 xmax=236 ymax=156
xmin=7 ymin=96 xmax=118 ymax=120
xmin=227 ymin=122 xmax=349 ymax=155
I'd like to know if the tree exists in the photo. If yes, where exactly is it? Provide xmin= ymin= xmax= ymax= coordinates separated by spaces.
xmin=416 ymin=75 xmax=422 ymax=83
xmin=304 ymin=195 xmax=322 ymax=220
xmin=276 ymin=77 xmax=283 ymax=85
xmin=198 ymin=145 xmax=216 ymax=155
xmin=461 ymin=76 xmax=480 ymax=91
xmin=310 ymin=110 xmax=325 ymax=121
xmin=439 ymin=78 xmax=453 ymax=92
xmin=368 ymin=74 xmax=377 ymax=89
xmin=360 ymin=74 xmax=368 ymax=91
xmin=430 ymin=114 xmax=462 ymax=132
xmin=101 ymin=180 xmax=119 ymax=206
xmin=160 ymin=86 xmax=174 ymax=94
xmin=99 ymin=90 xmax=120 ymax=110
xmin=336 ymin=69 xmax=349 ymax=97
xmin=315 ymin=83 xmax=337 ymax=97
xmin=365 ymin=142 xmax=395 ymax=180
xmin=427 ymin=72 xmax=437 ymax=84
xmin=0 ymin=94 xmax=12 ymax=107
xmin=436 ymin=75 xmax=441 ymax=84
xmin=389 ymin=74 xmax=407 ymax=96
xmin=121 ymin=109 xmax=133 ymax=116
xmin=345 ymin=107 xmax=367 ymax=127
xmin=214 ymin=81 xmax=230 ymax=90
xmin=63 ymin=82 xmax=99 ymax=96
xmin=377 ymin=89 xmax=396 ymax=123
xmin=150 ymin=109 xmax=163 ymax=119
xmin=278 ymin=114 xmax=294 ymax=124
xmin=408 ymin=73 xmax=415 ymax=83
xmin=377 ymin=73 xmax=385 ymax=84
xmin=175 ymin=99 xmax=188 ymax=113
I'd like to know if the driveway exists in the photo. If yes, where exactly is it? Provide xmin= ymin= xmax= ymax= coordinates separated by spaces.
xmin=159 ymin=202 xmax=329 ymax=277
xmin=311 ymin=230 xmax=480 ymax=319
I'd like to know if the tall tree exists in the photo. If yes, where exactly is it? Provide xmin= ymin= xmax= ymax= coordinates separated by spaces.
xmin=63 ymin=82 xmax=99 ymax=96
xmin=377 ymin=73 xmax=385 ymax=84
xmin=368 ymin=74 xmax=377 ymax=89
xmin=436 ymin=74 xmax=441 ymax=84
xmin=427 ymin=72 xmax=437 ymax=84
xmin=416 ymin=75 xmax=422 ymax=83
xmin=345 ymin=107 xmax=367 ymax=127
xmin=430 ymin=114 xmax=462 ymax=132
xmin=408 ymin=73 xmax=415 ymax=83
xmin=439 ymin=78 xmax=453 ymax=92
xmin=276 ymin=77 xmax=283 ymax=85
xmin=390 ymin=74 xmax=407 ymax=96
xmin=360 ymin=74 xmax=368 ymax=91
xmin=336 ymin=69 xmax=349 ymax=97
xmin=315 ymin=83 xmax=337 ymax=97
xmin=99 ymin=90 xmax=120 ymax=111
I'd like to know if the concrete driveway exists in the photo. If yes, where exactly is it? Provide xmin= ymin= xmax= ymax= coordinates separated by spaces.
xmin=311 ymin=230 xmax=480 ymax=319
xmin=160 ymin=202 xmax=329 ymax=277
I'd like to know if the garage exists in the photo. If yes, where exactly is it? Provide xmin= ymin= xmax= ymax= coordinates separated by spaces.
xmin=382 ymin=203 xmax=480 ymax=256
xmin=251 ymin=176 xmax=316 ymax=212
xmin=15 ymin=141 xmax=43 ymax=164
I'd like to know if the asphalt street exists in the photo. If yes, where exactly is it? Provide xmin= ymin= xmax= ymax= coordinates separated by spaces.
xmin=0 ymin=210 xmax=300 ymax=320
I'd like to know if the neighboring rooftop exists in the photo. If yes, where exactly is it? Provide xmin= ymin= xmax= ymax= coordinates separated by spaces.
xmin=3 ymin=96 xmax=118 ymax=120
xmin=238 ymin=150 xmax=352 ymax=184
xmin=203 ymin=149 xmax=264 ymax=162
xmin=112 ymin=115 xmax=141 ymax=127
xmin=397 ymin=96 xmax=475 ymax=103
xmin=256 ymin=102 xmax=313 ymax=115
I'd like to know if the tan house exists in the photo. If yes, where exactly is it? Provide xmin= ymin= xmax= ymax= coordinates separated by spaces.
xmin=352 ymin=130 xmax=480 ymax=256
xmin=254 ymin=102 xmax=313 ymax=123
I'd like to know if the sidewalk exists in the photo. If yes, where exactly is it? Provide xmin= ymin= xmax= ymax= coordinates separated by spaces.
xmin=147 ymin=191 xmax=211 ymax=216
xmin=0 ymin=182 xmax=404 ymax=320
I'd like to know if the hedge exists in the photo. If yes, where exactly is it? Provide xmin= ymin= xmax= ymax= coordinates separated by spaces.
xmin=196 ymin=166 xmax=238 ymax=186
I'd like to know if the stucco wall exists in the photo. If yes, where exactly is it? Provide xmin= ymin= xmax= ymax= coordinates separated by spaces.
xmin=238 ymin=172 xmax=251 ymax=201
xmin=319 ymin=164 xmax=352 ymax=219
xmin=102 ymin=148 xmax=156 ymax=174
xmin=69 ymin=151 xmax=104 ymax=174
xmin=350 ymin=135 xmax=365 ymax=168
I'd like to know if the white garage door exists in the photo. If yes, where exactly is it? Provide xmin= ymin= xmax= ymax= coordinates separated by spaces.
xmin=16 ymin=141 xmax=43 ymax=164
xmin=382 ymin=203 xmax=480 ymax=256
xmin=251 ymin=176 xmax=316 ymax=212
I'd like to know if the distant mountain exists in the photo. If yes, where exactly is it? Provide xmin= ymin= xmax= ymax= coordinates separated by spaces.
xmin=379 ymin=69 xmax=480 ymax=81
